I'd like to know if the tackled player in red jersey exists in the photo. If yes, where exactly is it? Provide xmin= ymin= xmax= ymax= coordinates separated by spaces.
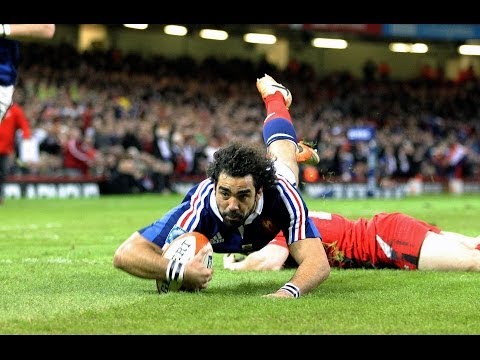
xmin=224 ymin=209 xmax=480 ymax=271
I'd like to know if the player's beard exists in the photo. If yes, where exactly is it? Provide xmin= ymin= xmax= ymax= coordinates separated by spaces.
xmin=221 ymin=210 xmax=247 ymax=228
xmin=221 ymin=197 xmax=257 ymax=228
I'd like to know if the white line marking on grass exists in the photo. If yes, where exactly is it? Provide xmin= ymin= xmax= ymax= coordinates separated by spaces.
xmin=0 ymin=258 xmax=104 ymax=265
xmin=0 ymin=223 xmax=62 ymax=231
xmin=47 ymin=258 xmax=73 ymax=264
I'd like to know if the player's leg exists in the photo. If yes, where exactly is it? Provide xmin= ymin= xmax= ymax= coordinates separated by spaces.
xmin=256 ymin=74 xmax=298 ymax=183
xmin=256 ymin=74 xmax=318 ymax=184
xmin=439 ymin=231 xmax=480 ymax=248
xmin=418 ymin=231 xmax=480 ymax=271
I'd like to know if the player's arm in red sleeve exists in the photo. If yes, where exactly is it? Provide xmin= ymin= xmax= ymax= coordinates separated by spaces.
xmin=223 ymin=233 xmax=289 ymax=271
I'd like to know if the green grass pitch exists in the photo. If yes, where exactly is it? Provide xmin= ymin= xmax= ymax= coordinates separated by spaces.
xmin=0 ymin=193 xmax=479 ymax=334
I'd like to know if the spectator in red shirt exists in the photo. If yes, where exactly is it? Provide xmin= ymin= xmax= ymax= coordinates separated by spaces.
xmin=378 ymin=61 xmax=391 ymax=81
xmin=0 ymin=102 xmax=31 ymax=203
xmin=456 ymin=64 xmax=476 ymax=84
xmin=62 ymin=127 xmax=96 ymax=177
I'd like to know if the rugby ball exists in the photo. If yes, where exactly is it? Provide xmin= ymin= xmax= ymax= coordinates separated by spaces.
xmin=156 ymin=232 xmax=213 ymax=294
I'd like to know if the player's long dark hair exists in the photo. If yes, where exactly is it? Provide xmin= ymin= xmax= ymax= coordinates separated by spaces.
xmin=207 ymin=142 xmax=277 ymax=191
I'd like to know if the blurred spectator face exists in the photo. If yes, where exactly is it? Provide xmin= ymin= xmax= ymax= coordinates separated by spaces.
xmin=126 ymin=146 xmax=140 ymax=158
xmin=156 ymin=126 xmax=169 ymax=138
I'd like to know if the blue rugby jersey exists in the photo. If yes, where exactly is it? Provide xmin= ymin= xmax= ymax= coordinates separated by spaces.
xmin=0 ymin=39 xmax=20 ymax=86
xmin=138 ymin=175 xmax=321 ymax=253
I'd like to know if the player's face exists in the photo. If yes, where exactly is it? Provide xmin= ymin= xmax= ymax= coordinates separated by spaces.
xmin=215 ymin=172 xmax=261 ymax=228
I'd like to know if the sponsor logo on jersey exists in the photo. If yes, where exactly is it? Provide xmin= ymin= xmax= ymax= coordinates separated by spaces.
xmin=211 ymin=232 xmax=224 ymax=244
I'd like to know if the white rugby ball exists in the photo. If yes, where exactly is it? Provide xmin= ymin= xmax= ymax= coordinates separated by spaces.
xmin=156 ymin=232 xmax=213 ymax=294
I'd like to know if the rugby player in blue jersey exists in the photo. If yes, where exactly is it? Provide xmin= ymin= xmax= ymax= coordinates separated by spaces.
xmin=0 ymin=24 xmax=55 ymax=122
xmin=114 ymin=74 xmax=330 ymax=298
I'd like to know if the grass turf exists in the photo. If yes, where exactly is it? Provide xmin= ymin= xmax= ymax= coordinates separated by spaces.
xmin=0 ymin=193 xmax=479 ymax=334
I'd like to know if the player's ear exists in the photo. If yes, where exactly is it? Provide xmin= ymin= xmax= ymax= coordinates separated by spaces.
xmin=256 ymin=187 xmax=263 ymax=197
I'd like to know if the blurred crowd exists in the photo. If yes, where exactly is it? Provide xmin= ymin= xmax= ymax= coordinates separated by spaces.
xmin=5 ymin=42 xmax=480 ymax=194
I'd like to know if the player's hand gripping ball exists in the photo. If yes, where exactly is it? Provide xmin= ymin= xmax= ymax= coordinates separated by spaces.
xmin=156 ymin=232 xmax=213 ymax=294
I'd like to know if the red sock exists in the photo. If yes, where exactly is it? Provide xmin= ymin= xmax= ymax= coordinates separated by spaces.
xmin=264 ymin=93 xmax=291 ymax=124
xmin=262 ymin=92 xmax=297 ymax=146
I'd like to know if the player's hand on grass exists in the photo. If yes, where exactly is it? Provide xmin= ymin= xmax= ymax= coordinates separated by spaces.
xmin=263 ymin=289 xmax=296 ymax=299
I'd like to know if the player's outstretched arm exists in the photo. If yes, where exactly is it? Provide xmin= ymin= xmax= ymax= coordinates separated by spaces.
xmin=113 ymin=232 xmax=171 ymax=279
xmin=265 ymin=237 xmax=330 ymax=298
xmin=113 ymin=232 xmax=212 ymax=290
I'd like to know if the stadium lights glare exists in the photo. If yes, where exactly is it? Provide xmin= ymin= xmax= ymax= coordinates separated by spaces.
xmin=164 ymin=25 xmax=188 ymax=36
xmin=389 ymin=43 xmax=410 ymax=52
xmin=123 ymin=24 xmax=148 ymax=30
xmin=458 ymin=44 xmax=480 ymax=56
xmin=199 ymin=29 xmax=229 ymax=41
xmin=410 ymin=43 xmax=428 ymax=53
xmin=311 ymin=38 xmax=348 ymax=49
xmin=243 ymin=33 xmax=277 ymax=45
xmin=389 ymin=42 xmax=428 ymax=53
